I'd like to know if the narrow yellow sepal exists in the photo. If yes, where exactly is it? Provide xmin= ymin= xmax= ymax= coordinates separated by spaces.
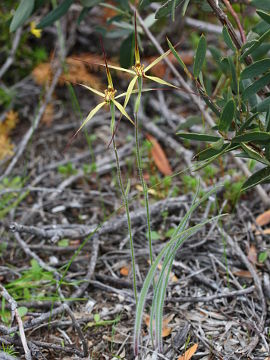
xmin=74 ymin=101 xmax=106 ymax=136
xmin=79 ymin=84 xmax=105 ymax=98
xmin=113 ymin=100 xmax=134 ymax=125
xmin=144 ymin=48 xmax=171 ymax=72
xmin=144 ymin=75 xmax=177 ymax=88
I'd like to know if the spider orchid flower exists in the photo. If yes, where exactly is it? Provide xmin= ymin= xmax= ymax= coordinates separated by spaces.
xmin=101 ymin=12 xmax=179 ymax=109
xmin=73 ymin=52 xmax=134 ymax=139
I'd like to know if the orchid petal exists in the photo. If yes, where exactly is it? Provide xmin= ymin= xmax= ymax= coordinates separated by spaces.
xmin=113 ymin=100 xmax=134 ymax=125
xmin=79 ymin=84 xmax=105 ymax=98
xmin=74 ymin=102 xmax=106 ymax=136
xmin=144 ymin=48 xmax=171 ymax=72
xmin=124 ymin=76 xmax=138 ymax=108
xmin=144 ymin=75 xmax=178 ymax=88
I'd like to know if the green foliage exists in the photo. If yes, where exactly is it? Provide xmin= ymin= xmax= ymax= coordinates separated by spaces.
xmin=58 ymin=162 xmax=78 ymax=177
xmin=0 ymin=176 xmax=27 ymax=219
xmin=5 ymin=259 xmax=54 ymax=302
xmin=224 ymin=178 xmax=244 ymax=207
xmin=0 ymin=344 xmax=18 ymax=357
xmin=10 ymin=0 xmax=34 ymax=32
xmin=169 ymin=1 xmax=270 ymax=191
xmin=193 ymin=34 xmax=207 ymax=79
xmin=134 ymin=187 xmax=225 ymax=355
xmin=258 ymin=251 xmax=268 ymax=263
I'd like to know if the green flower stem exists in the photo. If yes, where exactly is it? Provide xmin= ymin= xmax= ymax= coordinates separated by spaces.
xmin=134 ymin=77 xmax=153 ymax=266
xmin=110 ymin=102 xmax=138 ymax=304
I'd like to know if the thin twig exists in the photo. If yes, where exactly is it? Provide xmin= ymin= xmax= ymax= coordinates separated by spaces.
xmin=1 ymin=66 xmax=62 ymax=180
xmin=0 ymin=27 xmax=22 ymax=79
xmin=222 ymin=0 xmax=246 ymax=43
xmin=0 ymin=284 xmax=32 ymax=360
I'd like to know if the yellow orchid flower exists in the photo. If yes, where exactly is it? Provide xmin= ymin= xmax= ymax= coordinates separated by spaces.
xmin=101 ymin=12 xmax=178 ymax=109
xmin=30 ymin=21 xmax=42 ymax=38
xmin=72 ymin=48 xmax=134 ymax=139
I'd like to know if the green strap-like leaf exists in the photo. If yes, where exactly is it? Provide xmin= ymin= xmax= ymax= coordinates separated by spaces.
xmin=222 ymin=26 xmax=236 ymax=51
xmin=232 ymin=131 xmax=270 ymax=143
xmin=243 ymin=73 xmax=270 ymax=100
xmin=241 ymin=59 xmax=270 ymax=80
xmin=257 ymin=10 xmax=270 ymax=24
xmin=177 ymin=132 xmax=220 ymax=142
xmin=10 ymin=0 xmax=35 ymax=32
xmin=251 ymin=95 xmax=270 ymax=113
xmin=242 ymin=166 xmax=270 ymax=191
xmin=37 ymin=0 xmax=74 ymax=29
xmin=219 ymin=99 xmax=235 ymax=132
xmin=240 ymin=28 xmax=270 ymax=60
xmin=167 ymin=38 xmax=193 ymax=79
xmin=193 ymin=34 xmax=207 ymax=79
xmin=238 ymin=113 xmax=259 ymax=134
xmin=241 ymin=143 xmax=270 ymax=166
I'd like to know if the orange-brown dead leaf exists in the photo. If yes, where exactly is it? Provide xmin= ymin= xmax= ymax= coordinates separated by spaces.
xmin=233 ymin=270 xmax=253 ymax=278
xmin=146 ymin=134 xmax=172 ymax=176
xmin=255 ymin=210 xmax=270 ymax=227
xmin=177 ymin=343 xmax=198 ymax=360
xmin=41 ymin=103 xmax=54 ymax=126
xmin=120 ymin=266 xmax=130 ymax=277
xmin=144 ymin=313 xmax=174 ymax=338
xmin=247 ymin=244 xmax=257 ymax=264
xmin=255 ymin=228 xmax=270 ymax=235
xmin=147 ymin=260 xmax=178 ymax=282
xmin=32 ymin=54 xmax=106 ymax=90
xmin=0 ymin=110 xmax=19 ymax=160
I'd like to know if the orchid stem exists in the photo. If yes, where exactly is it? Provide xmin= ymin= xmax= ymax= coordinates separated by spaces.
xmin=110 ymin=102 xmax=138 ymax=304
xmin=134 ymin=77 xmax=153 ymax=267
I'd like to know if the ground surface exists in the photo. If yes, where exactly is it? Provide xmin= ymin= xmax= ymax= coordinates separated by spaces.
xmin=0 ymin=2 xmax=270 ymax=360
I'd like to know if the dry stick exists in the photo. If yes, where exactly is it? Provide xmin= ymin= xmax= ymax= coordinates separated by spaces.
xmin=169 ymin=285 xmax=255 ymax=303
xmin=10 ymin=196 xmax=188 ymax=241
xmin=0 ymin=27 xmax=22 ymax=79
xmin=0 ymin=284 xmax=32 ymax=360
xmin=218 ymin=227 xmax=267 ymax=356
xmin=223 ymin=0 xmax=246 ymax=43
xmin=133 ymin=6 xmax=270 ymax=206
xmin=12 ymin=232 xmax=89 ymax=357
xmin=1 ymin=66 xmax=62 ymax=180
xmin=207 ymin=0 xmax=251 ymax=66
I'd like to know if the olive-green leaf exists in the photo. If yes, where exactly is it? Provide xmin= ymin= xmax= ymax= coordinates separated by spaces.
xmin=232 ymin=131 xmax=270 ymax=143
xmin=243 ymin=73 xmax=270 ymax=100
xmin=241 ymin=59 xmax=270 ymax=80
xmin=251 ymin=96 xmax=270 ymax=113
xmin=251 ymin=0 xmax=270 ymax=11
xmin=17 ymin=306 xmax=28 ymax=318
xmin=155 ymin=0 xmax=182 ymax=19
xmin=193 ymin=34 xmax=207 ymax=79
xmin=257 ymin=10 xmax=270 ymax=24
xmin=194 ymin=143 xmax=235 ymax=162
xmin=241 ymin=143 xmax=270 ymax=166
xmin=10 ymin=0 xmax=34 ymax=32
xmin=219 ymin=99 xmax=235 ymax=132
xmin=37 ymin=0 xmax=73 ymax=29
xmin=238 ymin=113 xmax=258 ymax=134
xmin=176 ymin=132 xmax=220 ymax=142
xmin=222 ymin=26 xmax=236 ymax=51
xmin=240 ymin=28 xmax=270 ymax=60
xmin=242 ymin=166 xmax=270 ymax=191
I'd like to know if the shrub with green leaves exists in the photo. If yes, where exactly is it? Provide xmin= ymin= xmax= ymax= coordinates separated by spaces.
xmin=165 ymin=2 xmax=270 ymax=192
